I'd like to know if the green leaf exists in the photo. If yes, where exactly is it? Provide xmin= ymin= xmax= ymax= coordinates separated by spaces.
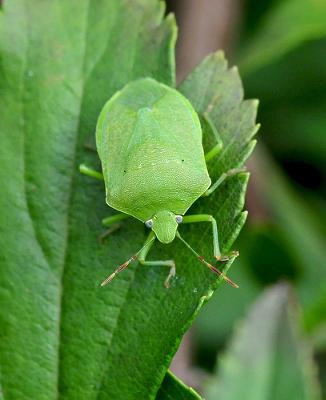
xmin=239 ymin=0 xmax=326 ymax=75
xmin=0 ymin=3 xmax=257 ymax=400
xmin=0 ymin=1 xmax=175 ymax=399
xmin=156 ymin=371 xmax=202 ymax=400
xmin=204 ymin=284 xmax=322 ymax=400
xmin=179 ymin=52 xmax=259 ymax=178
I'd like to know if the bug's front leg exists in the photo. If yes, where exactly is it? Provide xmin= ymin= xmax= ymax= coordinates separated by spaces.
xmin=138 ymin=231 xmax=176 ymax=288
xmin=102 ymin=213 xmax=130 ymax=227
xmin=99 ymin=213 xmax=131 ymax=242
xmin=182 ymin=214 xmax=238 ymax=261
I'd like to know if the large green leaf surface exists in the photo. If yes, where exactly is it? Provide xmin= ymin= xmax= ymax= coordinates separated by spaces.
xmin=0 ymin=1 xmax=175 ymax=399
xmin=203 ymin=284 xmax=322 ymax=400
xmin=0 ymin=2 xmax=257 ymax=399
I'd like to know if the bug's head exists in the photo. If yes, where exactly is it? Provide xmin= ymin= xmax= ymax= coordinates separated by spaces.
xmin=145 ymin=211 xmax=183 ymax=244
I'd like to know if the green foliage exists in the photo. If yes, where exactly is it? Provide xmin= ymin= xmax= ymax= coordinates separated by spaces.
xmin=236 ymin=0 xmax=326 ymax=333
xmin=0 ymin=1 xmax=174 ymax=398
xmin=204 ymin=284 xmax=322 ymax=400
xmin=239 ymin=0 xmax=326 ymax=74
xmin=193 ymin=0 xmax=326 ymax=395
xmin=3 ymin=0 xmax=324 ymax=397
xmin=240 ymin=0 xmax=326 ymax=193
xmin=250 ymin=147 xmax=326 ymax=331
xmin=244 ymin=38 xmax=326 ymax=186
xmin=0 ymin=1 xmax=257 ymax=399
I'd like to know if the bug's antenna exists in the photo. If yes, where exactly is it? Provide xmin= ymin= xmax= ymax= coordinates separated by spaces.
xmin=176 ymin=232 xmax=239 ymax=288
xmin=100 ymin=236 xmax=156 ymax=287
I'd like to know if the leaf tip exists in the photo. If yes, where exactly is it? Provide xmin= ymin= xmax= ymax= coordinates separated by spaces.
xmin=211 ymin=49 xmax=226 ymax=63
xmin=253 ymin=99 xmax=260 ymax=109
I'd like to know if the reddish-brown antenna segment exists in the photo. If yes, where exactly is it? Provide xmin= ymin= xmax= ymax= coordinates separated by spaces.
xmin=198 ymin=256 xmax=239 ymax=288
xmin=177 ymin=232 xmax=239 ymax=288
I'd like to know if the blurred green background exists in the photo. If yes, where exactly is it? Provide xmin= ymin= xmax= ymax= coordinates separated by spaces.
xmin=166 ymin=0 xmax=326 ymax=397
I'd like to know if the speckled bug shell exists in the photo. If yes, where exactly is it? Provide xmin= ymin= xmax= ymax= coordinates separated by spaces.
xmin=96 ymin=78 xmax=211 ymax=222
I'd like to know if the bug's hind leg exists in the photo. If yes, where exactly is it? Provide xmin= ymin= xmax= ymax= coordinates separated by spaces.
xmin=200 ymin=113 xmax=246 ymax=196
xmin=138 ymin=232 xmax=176 ymax=288
xmin=99 ymin=213 xmax=131 ymax=242
xmin=79 ymin=164 xmax=103 ymax=180
xmin=202 ymin=167 xmax=247 ymax=197
xmin=200 ymin=113 xmax=223 ymax=162
xmin=182 ymin=214 xmax=239 ymax=262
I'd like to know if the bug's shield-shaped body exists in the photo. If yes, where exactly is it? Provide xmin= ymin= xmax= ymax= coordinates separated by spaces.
xmin=96 ymin=78 xmax=210 ymax=236
xmin=94 ymin=78 xmax=241 ymax=288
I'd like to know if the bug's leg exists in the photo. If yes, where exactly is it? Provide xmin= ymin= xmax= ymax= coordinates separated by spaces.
xmin=99 ymin=224 xmax=121 ymax=243
xmin=99 ymin=213 xmax=131 ymax=242
xmin=83 ymin=142 xmax=97 ymax=152
xmin=138 ymin=231 xmax=176 ymax=288
xmin=200 ymin=113 xmax=246 ymax=194
xmin=176 ymin=232 xmax=239 ymax=288
xmin=79 ymin=163 xmax=103 ymax=180
xmin=182 ymin=214 xmax=239 ymax=261
xmin=202 ymin=167 xmax=247 ymax=197
xmin=102 ymin=213 xmax=130 ymax=227
xmin=204 ymin=142 xmax=223 ymax=162
xmin=200 ymin=113 xmax=223 ymax=162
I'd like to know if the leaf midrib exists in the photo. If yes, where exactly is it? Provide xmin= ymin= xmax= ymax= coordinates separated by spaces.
xmin=56 ymin=1 xmax=91 ymax=398
xmin=22 ymin=5 xmax=52 ymax=276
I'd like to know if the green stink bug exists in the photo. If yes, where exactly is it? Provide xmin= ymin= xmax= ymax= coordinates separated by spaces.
xmin=80 ymin=78 xmax=244 ymax=288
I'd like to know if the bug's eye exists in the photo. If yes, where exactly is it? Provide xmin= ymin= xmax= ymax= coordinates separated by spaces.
xmin=145 ymin=219 xmax=153 ymax=228
xmin=175 ymin=215 xmax=183 ymax=224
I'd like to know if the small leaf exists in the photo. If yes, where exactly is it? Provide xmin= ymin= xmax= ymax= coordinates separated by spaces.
xmin=204 ymin=284 xmax=322 ymax=400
